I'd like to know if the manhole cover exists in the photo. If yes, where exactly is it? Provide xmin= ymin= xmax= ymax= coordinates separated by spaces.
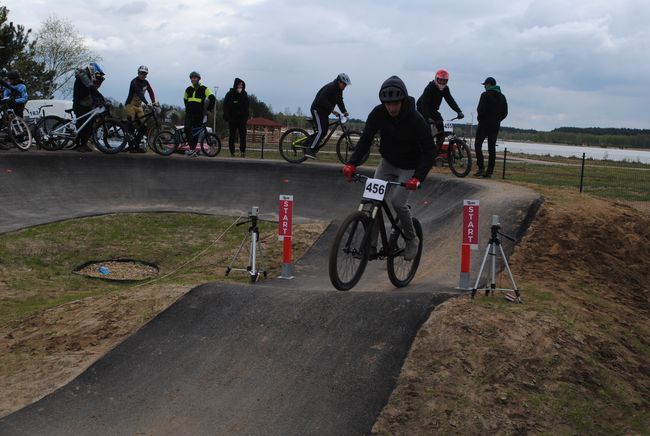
xmin=74 ymin=259 xmax=159 ymax=281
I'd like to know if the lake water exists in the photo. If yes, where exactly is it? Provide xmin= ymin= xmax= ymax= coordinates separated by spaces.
xmin=487 ymin=140 xmax=650 ymax=164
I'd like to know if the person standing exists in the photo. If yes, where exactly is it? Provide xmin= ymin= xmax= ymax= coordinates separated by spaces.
xmin=416 ymin=69 xmax=464 ymax=149
xmin=305 ymin=73 xmax=351 ymax=159
xmin=223 ymin=78 xmax=249 ymax=157
xmin=183 ymin=71 xmax=215 ymax=157
xmin=124 ymin=65 xmax=157 ymax=152
xmin=1 ymin=71 xmax=28 ymax=118
xmin=72 ymin=62 xmax=106 ymax=152
xmin=474 ymin=77 xmax=508 ymax=178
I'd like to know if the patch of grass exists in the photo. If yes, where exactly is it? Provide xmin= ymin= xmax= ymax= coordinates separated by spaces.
xmin=0 ymin=213 xmax=298 ymax=325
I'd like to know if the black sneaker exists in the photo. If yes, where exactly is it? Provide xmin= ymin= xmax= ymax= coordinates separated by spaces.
xmin=474 ymin=169 xmax=485 ymax=177
xmin=482 ymin=172 xmax=492 ymax=179
xmin=304 ymin=149 xmax=318 ymax=160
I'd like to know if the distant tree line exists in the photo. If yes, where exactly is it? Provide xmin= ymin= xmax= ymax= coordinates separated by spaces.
xmin=497 ymin=126 xmax=650 ymax=149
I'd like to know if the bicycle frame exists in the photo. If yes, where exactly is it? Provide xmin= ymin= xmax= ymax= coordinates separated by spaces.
xmin=309 ymin=115 xmax=349 ymax=151
xmin=49 ymin=106 xmax=107 ymax=140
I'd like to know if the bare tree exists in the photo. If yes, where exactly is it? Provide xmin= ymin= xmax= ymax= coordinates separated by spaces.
xmin=34 ymin=15 xmax=100 ymax=98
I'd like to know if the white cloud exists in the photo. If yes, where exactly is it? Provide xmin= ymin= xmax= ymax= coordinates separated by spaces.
xmin=4 ymin=0 xmax=649 ymax=129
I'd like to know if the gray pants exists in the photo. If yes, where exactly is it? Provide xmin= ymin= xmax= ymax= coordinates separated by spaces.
xmin=373 ymin=159 xmax=416 ymax=241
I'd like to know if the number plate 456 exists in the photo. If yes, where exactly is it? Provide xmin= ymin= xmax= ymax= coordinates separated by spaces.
xmin=362 ymin=178 xmax=388 ymax=201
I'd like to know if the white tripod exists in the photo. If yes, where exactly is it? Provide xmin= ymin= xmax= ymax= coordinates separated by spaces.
xmin=225 ymin=207 xmax=267 ymax=283
xmin=471 ymin=215 xmax=521 ymax=303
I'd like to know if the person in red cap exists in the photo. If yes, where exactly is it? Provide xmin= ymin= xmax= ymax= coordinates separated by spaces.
xmin=474 ymin=76 xmax=508 ymax=178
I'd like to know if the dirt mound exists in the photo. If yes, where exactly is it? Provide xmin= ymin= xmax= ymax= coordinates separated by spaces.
xmin=75 ymin=260 xmax=159 ymax=281
xmin=373 ymin=190 xmax=650 ymax=434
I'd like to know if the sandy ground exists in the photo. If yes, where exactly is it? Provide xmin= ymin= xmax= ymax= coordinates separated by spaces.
xmin=373 ymin=190 xmax=650 ymax=434
xmin=0 ymin=221 xmax=328 ymax=418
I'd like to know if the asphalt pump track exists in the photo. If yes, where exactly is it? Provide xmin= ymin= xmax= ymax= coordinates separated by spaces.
xmin=0 ymin=152 xmax=541 ymax=435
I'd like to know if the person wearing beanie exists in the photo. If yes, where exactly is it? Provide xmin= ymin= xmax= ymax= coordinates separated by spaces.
xmin=342 ymin=75 xmax=435 ymax=261
xmin=474 ymin=76 xmax=508 ymax=178
xmin=223 ymin=77 xmax=250 ymax=157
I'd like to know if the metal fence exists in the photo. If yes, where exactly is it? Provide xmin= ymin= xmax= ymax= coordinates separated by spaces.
xmin=499 ymin=148 xmax=650 ymax=202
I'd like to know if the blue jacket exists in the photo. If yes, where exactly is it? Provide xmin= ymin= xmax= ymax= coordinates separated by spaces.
xmin=3 ymin=82 xmax=28 ymax=104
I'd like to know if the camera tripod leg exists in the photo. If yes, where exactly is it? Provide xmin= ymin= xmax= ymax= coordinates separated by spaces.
xmin=499 ymin=242 xmax=521 ymax=302
xmin=471 ymin=242 xmax=492 ymax=298
xmin=226 ymin=231 xmax=249 ymax=276
xmin=489 ymin=242 xmax=497 ymax=296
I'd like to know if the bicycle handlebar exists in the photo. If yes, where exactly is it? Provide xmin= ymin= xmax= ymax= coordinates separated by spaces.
xmin=352 ymin=173 xmax=405 ymax=187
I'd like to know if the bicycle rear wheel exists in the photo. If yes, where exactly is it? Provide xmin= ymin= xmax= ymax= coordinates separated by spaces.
xmin=201 ymin=132 xmax=221 ymax=157
xmin=94 ymin=118 xmax=127 ymax=154
xmin=448 ymin=138 xmax=472 ymax=178
xmin=329 ymin=211 xmax=372 ymax=291
xmin=152 ymin=129 xmax=178 ymax=156
xmin=279 ymin=128 xmax=309 ymax=163
xmin=9 ymin=116 xmax=33 ymax=151
xmin=336 ymin=130 xmax=367 ymax=164
xmin=387 ymin=218 xmax=423 ymax=288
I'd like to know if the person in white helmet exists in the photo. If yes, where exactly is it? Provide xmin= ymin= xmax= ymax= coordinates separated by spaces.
xmin=123 ymin=65 xmax=157 ymax=152
xmin=305 ymin=73 xmax=351 ymax=159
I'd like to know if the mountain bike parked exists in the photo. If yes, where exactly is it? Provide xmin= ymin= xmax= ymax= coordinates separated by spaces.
xmin=279 ymin=114 xmax=364 ymax=164
xmin=329 ymin=174 xmax=423 ymax=291
xmin=34 ymin=103 xmax=127 ymax=154
xmin=431 ymin=117 xmax=472 ymax=177
xmin=111 ymin=104 xmax=176 ymax=153
xmin=152 ymin=116 xmax=221 ymax=157
xmin=0 ymin=99 xmax=32 ymax=151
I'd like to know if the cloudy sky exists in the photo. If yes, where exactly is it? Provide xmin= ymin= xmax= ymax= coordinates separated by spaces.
xmin=5 ymin=0 xmax=650 ymax=130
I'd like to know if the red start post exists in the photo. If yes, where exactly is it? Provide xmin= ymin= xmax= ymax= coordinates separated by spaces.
xmin=278 ymin=195 xmax=294 ymax=279
xmin=459 ymin=200 xmax=480 ymax=288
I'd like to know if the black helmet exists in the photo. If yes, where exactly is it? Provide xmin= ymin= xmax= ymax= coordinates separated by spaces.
xmin=379 ymin=75 xmax=408 ymax=103
xmin=189 ymin=71 xmax=201 ymax=79
xmin=7 ymin=71 xmax=20 ymax=81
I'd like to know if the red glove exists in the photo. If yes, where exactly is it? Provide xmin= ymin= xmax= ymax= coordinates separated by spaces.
xmin=404 ymin=177 xmax=421 ymax=190
xmin=342 ymin=164 xmax=356 ymax=182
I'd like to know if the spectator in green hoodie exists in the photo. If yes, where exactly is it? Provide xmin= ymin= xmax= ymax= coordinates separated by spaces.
xmin=474 ymin=77 xmax=508 ymax=178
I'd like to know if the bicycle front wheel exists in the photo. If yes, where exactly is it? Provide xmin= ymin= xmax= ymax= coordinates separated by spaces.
xmin=94 ymin=118 xmax=127 ymax=154
xmin=9 ymin=116 xmax=32 ymax=151
xmin=387 ymin=218 xmax=423 ymax=288
xmin=201 ymin=132 xmax=221 ymax=157
xmin=448 ymin=138 xmax=472 ymax=178
xmin=329 ymin=211 xmax=372 ymax=291
xmin=279 ymin=128 xmax=309 ymax=163
xmin=152 ymin=129 xmax=178 ymax=156
xmin=336 ymin=130 xmax=365 ymax=164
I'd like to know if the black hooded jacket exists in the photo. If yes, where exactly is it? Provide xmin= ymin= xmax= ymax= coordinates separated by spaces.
xmin=416 ymin=81 xmax=461 ymax=121
xmin=350 ymin=77 xmax=435 ymax=181
xmin=223 ymin=78 xmax=250 ymax=122
xmin=310 ymin=78 xmax=347 ymax=114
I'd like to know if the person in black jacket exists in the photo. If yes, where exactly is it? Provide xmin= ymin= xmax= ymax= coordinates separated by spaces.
xmin=72 ymin=62 xmax=106 ymax=152
xmin=342 ymin=76 xmax=435 ymax=260
xmin=305 ymin=73 xmax=351 ymax=159
xmin=416 ymin=69 xmax=464 ymax=148
xmin=223 ymin=77 xmax=250 ymax=157
xmin=183 ymin=71 xmax=215 ymax=157
xmin=474 ymin=77 xmax=508 ymax=178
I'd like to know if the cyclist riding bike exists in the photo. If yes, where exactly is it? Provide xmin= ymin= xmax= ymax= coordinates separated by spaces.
xmin=1 ymin=71 xmax=29 ymax=118
xmin=305 ymin=73 xmax=351 ymax=160
xmin=416 ymin=69 xmax=464 ymax=149
xmin=124 ymin=65 xmax=157 ymax=152
xmin=73 ymin=62 xmax=106 ymax=152
xmin=342 ymin=75 xmax=435 ymax=260
xmin=183 ymin=71 xmax=215 ymax=157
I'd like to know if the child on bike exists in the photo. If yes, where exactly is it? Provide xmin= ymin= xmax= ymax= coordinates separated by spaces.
xmin=73 ymin=62 xmax=106 ymax=152
xmin=124 ymin=65 xmax=157 ymax=152
xmin=1 ymin=71 xmax=29 ymax=118
xmin=305 ymin=73 xmax=351 ymax=159
xmin=342 ymin=76 xmax=435 ymax=260
xmin=416 ymin=69 xmax=464 ymax=150
xmin=183 ymin=71 xmax=215 ymax=157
